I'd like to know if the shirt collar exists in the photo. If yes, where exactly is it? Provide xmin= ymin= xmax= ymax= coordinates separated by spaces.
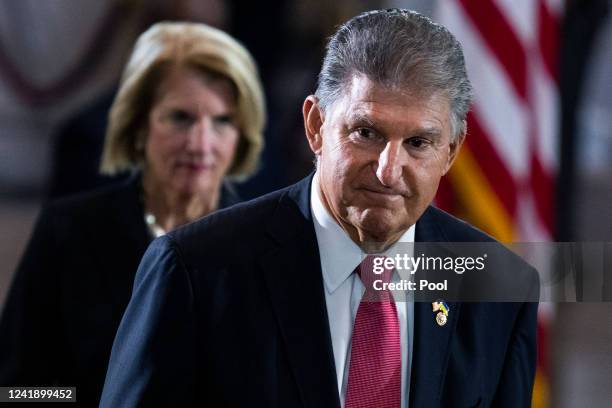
xmin=310 ymin=172 xmax=415 ymax=295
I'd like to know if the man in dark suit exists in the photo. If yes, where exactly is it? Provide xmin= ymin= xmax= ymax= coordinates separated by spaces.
xmin=101 ymin=9 xmax=537 ymax=407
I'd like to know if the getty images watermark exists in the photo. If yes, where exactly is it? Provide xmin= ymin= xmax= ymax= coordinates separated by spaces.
xmin=370 ymin=253 xmax=488 ymax=292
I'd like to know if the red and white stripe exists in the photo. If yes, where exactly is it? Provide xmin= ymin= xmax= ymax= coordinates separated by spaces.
xmin=435 ymin=0 xmax=561 ymax=243
xmin=433 ymin=1 xmax=562 ymax=406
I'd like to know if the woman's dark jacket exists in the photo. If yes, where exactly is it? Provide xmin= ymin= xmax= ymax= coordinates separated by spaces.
xmin=0 ymin=175 xmax=239 ymax=406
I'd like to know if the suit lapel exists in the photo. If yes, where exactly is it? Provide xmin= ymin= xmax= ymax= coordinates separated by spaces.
xmin=259 ymin=176 xmax=340 ymax=408
xmin=410 ymin=207 xmax=461 ymax=407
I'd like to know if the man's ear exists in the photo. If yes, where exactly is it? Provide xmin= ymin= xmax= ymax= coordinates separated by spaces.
xmin=442 ymin=121 xmax=466 ymax=175
xmin=303 ymin=95 xmax=324 ymax=155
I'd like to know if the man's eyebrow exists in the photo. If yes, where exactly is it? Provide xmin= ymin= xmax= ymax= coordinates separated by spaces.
xmin=346 ymin=112 xmax=376 ymax=127
xmin=344 ymin=113 xmax=445 ymax=139
xmin=411 ymin=127 xmax=443 ymax=139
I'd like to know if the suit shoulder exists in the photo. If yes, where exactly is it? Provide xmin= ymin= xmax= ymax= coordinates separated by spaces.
xmin=425 ymin=207 xmax=539 ymax=299
xmin=424 ymin=206 xmax=497 ymax=243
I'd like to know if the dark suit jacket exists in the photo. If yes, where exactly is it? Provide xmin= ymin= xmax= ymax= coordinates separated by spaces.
xmin=0 ymin=175 xmax=239 ymax=407
xmin=100 ymin=175 xmax=538 ymax=408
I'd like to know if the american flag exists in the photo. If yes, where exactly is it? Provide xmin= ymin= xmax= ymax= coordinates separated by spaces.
xmin=433 ymin=1 xmax=563 ymax=407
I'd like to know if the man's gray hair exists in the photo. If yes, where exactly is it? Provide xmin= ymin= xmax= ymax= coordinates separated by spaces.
xmin=315 ymin=9 xmax=473 ymax=139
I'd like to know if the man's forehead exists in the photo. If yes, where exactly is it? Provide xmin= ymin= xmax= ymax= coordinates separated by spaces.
xmin=330 ymin=74 xmax=451 ymax=130
xmin=337 ymin=73 xmax=449 ymax=111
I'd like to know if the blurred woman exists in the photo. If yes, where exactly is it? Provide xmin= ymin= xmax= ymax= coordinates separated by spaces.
xmin=0 ymin=22 xmax=265 ymax=406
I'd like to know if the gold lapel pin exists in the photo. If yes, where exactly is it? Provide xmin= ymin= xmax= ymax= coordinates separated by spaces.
xmin=432 ymin=300 xmax=449 ymax=327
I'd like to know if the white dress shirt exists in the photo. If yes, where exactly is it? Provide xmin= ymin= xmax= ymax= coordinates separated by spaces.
xmin=310 ymin=173 xmax=415 ymax=408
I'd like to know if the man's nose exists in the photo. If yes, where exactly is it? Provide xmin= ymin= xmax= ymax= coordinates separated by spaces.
xmin=187 ymin=119 xmax=213 ymax=153
xmin=375 ymin=141 xmax=404 ymax=187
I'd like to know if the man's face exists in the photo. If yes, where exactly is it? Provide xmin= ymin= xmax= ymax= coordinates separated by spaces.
xmin=304 ymin=74 xmax=464 ymax=248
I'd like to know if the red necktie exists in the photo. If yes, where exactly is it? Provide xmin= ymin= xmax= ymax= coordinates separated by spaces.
xmin=345 ymin=256 xmax=401 ymax=408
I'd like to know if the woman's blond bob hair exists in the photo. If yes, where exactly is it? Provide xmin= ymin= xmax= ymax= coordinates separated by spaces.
xmin=100 ymin=22 xmax=266 ymax=179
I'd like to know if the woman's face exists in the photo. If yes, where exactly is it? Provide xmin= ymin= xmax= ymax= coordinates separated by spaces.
xmin=144 ymin=67 xmax=240 ymax=198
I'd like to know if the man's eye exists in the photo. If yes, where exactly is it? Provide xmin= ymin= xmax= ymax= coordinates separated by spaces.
xmin=356 ymin=128 xmax=376 ymax=139
xmin=406 ymin=137 xmax=429 ymax=149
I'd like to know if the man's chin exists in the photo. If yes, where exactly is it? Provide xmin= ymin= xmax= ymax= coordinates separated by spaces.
xmin=353 ymin=211 xmax=411 ymax=245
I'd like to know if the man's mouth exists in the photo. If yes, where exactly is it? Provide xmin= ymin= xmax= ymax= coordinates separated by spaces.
xmin=360 ymin=187 xmax=406 ymax=202
xmin=361 ymin=187 xmax=406 ymax=197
